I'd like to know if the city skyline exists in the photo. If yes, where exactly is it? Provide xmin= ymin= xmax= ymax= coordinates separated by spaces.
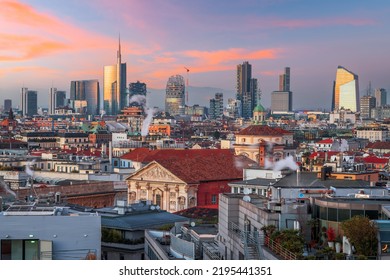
xmin=1 ymin=0 xmax=390 ymax=110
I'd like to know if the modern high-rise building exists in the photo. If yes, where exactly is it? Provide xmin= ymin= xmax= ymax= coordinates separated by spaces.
xmin=70 ymin=80 xmax=100 ymax=115
xmin=236 ymin=61 xmax=258 ymax=119
xmin=271 ymin=91 xmax=292 ymax=112
xmin=49 ymin=88 xmax=67 ymax=115
xmin=4 ymin=99 xmax=12 ymax=113
xmin=360 ymin=95 xmax=376 ymax=119
xmin=56 ymin=91 xmax=66 ymax=108
xmin=103 ymin=37 xmax=127 ymax=115
xmin=271 ymin=67 xmax=292 ymax=113
xmin=375 ymin=88 xmax=387 ymax=107
xmin=165 ymin=75 xmax=185 ymax=116
xmin=209 ymin=93 xmax=224 ymax=119
xmin=49 ymin=87 xmax=57 ymax=115
xmin=279 ymin=67 xmax=290 ymax=91
xmin=21 ymin=88 xmax=37 ymax=117
xmin=129 ymin=81 xmax=147 ymax=107
xmin=332 ymin=66 xmax=359 ymax=112
xmin=226 ymin=98 xmax=241 ymax=119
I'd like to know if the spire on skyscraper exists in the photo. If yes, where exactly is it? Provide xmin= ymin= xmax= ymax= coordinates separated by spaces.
xmin=117 ymin=33 xmax=121 ymax=63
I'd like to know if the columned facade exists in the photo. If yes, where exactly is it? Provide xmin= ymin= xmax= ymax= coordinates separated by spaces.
xmin=126 ymin=162 xmax=198 ymax=212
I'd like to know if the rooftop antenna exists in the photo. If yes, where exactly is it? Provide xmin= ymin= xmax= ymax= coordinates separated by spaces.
xmin=184 ymin=67 xmax=189 ymax=104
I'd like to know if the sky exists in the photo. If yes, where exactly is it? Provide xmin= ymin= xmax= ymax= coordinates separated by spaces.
xmin=1 ymin=0 xmax=389 ymax=110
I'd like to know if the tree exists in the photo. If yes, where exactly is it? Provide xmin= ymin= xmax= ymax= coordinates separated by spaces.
xmin=341 ymin=215 xmax=378 ymax=257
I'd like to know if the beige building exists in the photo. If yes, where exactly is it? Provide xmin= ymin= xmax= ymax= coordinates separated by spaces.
xmin=234 ymin=125 xmax=294 ymax=161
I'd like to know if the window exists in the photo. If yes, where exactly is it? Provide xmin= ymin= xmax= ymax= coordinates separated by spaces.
xmin=155 ymin=194 xmax=162 ymax=207
xmin=211 ymin=195 xmax=217 ymax=204
xmin=1 ymin=239 xmax=40 ymax=260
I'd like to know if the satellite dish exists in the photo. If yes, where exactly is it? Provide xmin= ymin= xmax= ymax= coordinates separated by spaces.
xmin=150 ymin=205 xmax=156 ymax=210
xmin=243 ymin=188 xmax=250 ymax=195
xmin=243 ymin=195 xmax=251 ymax=202
xmin=190 ymin=222 xmax=196 ymax=227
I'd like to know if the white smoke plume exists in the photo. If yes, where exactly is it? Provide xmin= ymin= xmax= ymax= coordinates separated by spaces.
xmin=264 ymin=158 xmax=274 ymax=169
xmin=25 ymin=159 xmax=36 ymax=177
xmin=100 ymin=109 xmax=106 ymax=119
xmin=272 ymin=156 xmax=299 ymax=171
xmin=0 ymin=179 xmax=16 ymax=198
xmin=234 ymin=156 xmax=246 ymax=170
xmin=129 ymin=94 xmax=155 ymax=137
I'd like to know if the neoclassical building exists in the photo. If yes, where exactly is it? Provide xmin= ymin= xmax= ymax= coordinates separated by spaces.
xmin=126 ymin=150 xmax=255 ymax=212
xmin=234 ymin=125 xmax=294 ymax=162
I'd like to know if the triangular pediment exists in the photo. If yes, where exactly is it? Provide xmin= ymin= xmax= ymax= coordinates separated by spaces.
xmin=126 ymin=161 xmax=185 ymax=184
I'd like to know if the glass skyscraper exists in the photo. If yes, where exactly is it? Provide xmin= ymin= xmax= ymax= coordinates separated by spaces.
xmin=103 ymin=37 xmax=127 ymax=115
xmin=165 ymin=75 xmax=185 ymax=116
xmin=70 ymin=80 xmax=100 ymax=116
xmin=21 ymin=88 xmax=37 ymax=117
xmin=332 ymin=66 xmax=359 ymax=112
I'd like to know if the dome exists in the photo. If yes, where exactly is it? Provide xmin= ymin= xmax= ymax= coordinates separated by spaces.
xmin=253 ymin=104 xmax=265 ymax=113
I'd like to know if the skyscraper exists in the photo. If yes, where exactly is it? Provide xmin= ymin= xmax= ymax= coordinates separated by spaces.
xmin=129 ymin=81 xmax=147 ymax=107
xmin=271 ymin=91 xmax=292 ymax=112
xmin=236 ymin=61 xmax=258 ymax=119
xmin=375 ymin=88 xmax=387 ymax=107
xmin=49 ymin=87 xmax=57 ymax=115
xmin=165 ymin=75 xmax=185 ymax=116
xmin=360 ymin=95 xmax=376 ymax=119
xmin=332 ymin=66 xmax=359 ymax=112
xmin=70 ymin=80 xmax=100 ymax=115
xmin=4 ymin=99 xmax=12 ymax=113
xmin=279 ymin=67 xmax=290 ymax=91
xmin=209 ymin=92 xmax=224 ymax=119
xmin=271 ymin=67 xmax=292 ymax=113
xmin=103 ymin=37 xmax=127 ymax=115
xmin=56 ymin=91 xmax=66 ymax=108
xmin=21 ymin=88 xmax=37 ymax=117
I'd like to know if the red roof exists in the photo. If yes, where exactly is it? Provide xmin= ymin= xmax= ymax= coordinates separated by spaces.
xmin=317 ymin=138 xmax=333 ymax=144
xmin=127 ymin=149 xmax=257 ymax=183
xmin=366 ymin=141 xmax=390 ymax=150
xmin=309 ymin=151 xmax=340 ymax=159
xmin=236 ymin=125 xmax=292 ymax=136
xmin=360 ymin=156 xmax=389 ymax=164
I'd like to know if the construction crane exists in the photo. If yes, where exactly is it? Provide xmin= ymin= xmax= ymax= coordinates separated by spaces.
xmin=184 ymin=67 xmax=189 ymax=104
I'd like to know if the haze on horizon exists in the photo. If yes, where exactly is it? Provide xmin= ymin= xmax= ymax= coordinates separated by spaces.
xmin=0 ymin=0 xmax=389 ymax=111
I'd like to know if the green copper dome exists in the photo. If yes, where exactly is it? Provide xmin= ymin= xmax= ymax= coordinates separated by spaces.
xmin=253 ymin=104 xmax=265 ymax=112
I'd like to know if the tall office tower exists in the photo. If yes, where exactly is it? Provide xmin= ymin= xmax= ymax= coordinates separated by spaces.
xmin=49 ymin=87 xmax=57 ymax=115
xmin=56 ymin=91 xmax=66 ymax=108
xmin=375 ymin=88 xmax=387 ymax=107
xmin=271 ymin=91 xmax=292 ymax=112
xmin=103 ymin=37 xmax=127 ymax=115
xmin=279 ymin=67 xmax=290 ymax=91
xmin=332 ymin=66 xmax=359 ymax=112
xmin=236 ymin=61 xmax=258 ymax=119
xmin=4 ymin=99 xmax=12 ymax=113
xmin=21 ymin=88 xmax=37 ymax=117
xmin=209 ymin=93 xmax=224 ymax=119
xmin=165 ymin=75 xmax=185 ymax=116
xmin=70 ymin=80 xmax=100 ymax=115
xmin=129 ymin=81 xmax=147 ymax=107
xmin=360 ymin=95 xmax=376 ymax=119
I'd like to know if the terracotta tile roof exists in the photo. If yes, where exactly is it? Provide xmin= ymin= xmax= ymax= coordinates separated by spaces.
xmin=359 ymin=156 xmax=389 ymax=164
xmin=309 ymin=151 xmax=340 ymax=159
xmin=236 ymin=125 xmax=292 ymax=136
xmin=366 ymin=141 xmax=390 ymax=150
xmin=316 ymin=138 xmax=333 ymax=144
xmin=126 ymin=148 xmax=256 ymax=183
